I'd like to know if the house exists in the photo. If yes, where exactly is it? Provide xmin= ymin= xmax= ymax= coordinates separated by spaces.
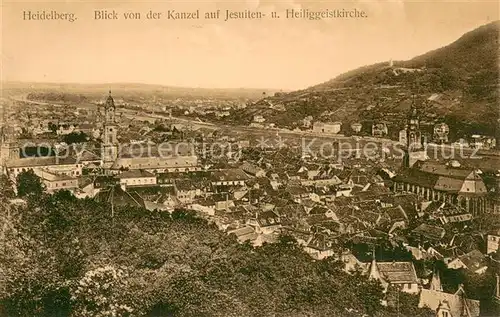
xmin=418 ymin=286 xmax=480 ymax=317
xmin=447 ymin=250 xmax=488 ymax=274
xmin=5 ymin=156 xmax=83 ymax=179
xmin=470 ymin=135 xmax=496 ymax=150
xmin=253 ymin=115 xmax=266 ymax=123
xmin=333 ymin=184 xmax=352 ymax=197
xmin=213 ymin=193 xmax=235 ymax=211
xmin=382 ymin=205 xmax=408 ymax=234
xmin=368 ymin=258 xmax=419 ymax=293
xmin=308 ymin=205 xmax=338 ymax=222
xmin=486 ymin=229 xmax=500 ymax=254
xmin=56 ymin=124 xmax=76 ymax=135
xmin=304 ymin=233 xmax=336 ymax=260
xmin=211 ymin=169 xmax=249 ymax=188
xmin=350 ymin=122 xmax=362 ymax=133
xmin=302 ymin=116 xmax=313 ymax=128
xmin=286 ymin=184 xmax=310 ymax=203
xmin=372 ymin=123 xmax=388 ymax=137
xmin=240 ymin=162 xmax=265 ymax=177
xmin=34 ymin=169 xmax=78 ymax=193
xmin=412 ymin=223 xmax=446 ymax=244
xmin=312 ymin=121 xmax=342 ymax=134
xmin=190 ymin=197 xmax=216 ymax=216
xmin=116 ymin=170 xmax=156 ymax=189
xmin=227 ymin=226 xmax=258 ymax=243
xmin=174 ymin=179 xmax=200 ymax=204
xmin=248 ymin=210 xmax=281 ymax=235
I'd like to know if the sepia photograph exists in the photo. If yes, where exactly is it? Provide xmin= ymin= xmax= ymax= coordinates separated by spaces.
xmin=1 ymin=0 xmax=500 ymax=316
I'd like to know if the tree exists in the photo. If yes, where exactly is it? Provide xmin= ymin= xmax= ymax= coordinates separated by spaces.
xmin=16 ymin=170 xmax=45 ymax=197
xmin=62 ymin=132 xmax=89 ymax=144
xmin=71 ymin=266 xmax=133 ymax=317
xmin=0 ymin=175 xmax=15 ymax=200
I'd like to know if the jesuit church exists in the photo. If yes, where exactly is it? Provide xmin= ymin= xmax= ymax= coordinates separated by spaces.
xmin=393 ymin=98 xmax=489 ymax=215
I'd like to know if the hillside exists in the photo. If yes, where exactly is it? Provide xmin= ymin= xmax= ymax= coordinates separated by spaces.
xmin=235 ymin=21 xmax=499 ymax=141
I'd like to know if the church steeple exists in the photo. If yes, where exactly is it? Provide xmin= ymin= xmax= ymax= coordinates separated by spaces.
xmin=102 ymin=90 xmax=118 ymax=165
xmin=407 ymin=94 xmax=422 ymax=151
xmin=429 ymin=267 xmax=443 ymax=292
xmin=402 ymin=93 xmax=427 ymax=168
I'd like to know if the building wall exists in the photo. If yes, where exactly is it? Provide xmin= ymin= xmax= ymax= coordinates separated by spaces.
xmin=116 ymin=155 xmax=198 ymax=171
xmin=119 ymin=176 xmax=157 ymax=187
xmin=45 ymin=178 xmax=78 ymax=192
xmin=487 ymin=234 xmax=500 ymax=254
xmin=313 ymin=123 xmax=341 ymax=134
xmin=8 ymin=163 xmax=82 ymax=178
xmin=400 ymin=282 xmax=419 ymax=294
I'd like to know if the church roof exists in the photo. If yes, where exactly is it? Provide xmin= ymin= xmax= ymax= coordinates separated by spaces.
xmin=394 ymin=161 xmax=487 ymax=195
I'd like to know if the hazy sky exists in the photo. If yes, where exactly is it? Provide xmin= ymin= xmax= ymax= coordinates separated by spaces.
xmin=2 ymin=0 xmax=498 ymax=90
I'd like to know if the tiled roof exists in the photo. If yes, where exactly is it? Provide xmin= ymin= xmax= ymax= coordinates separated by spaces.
xmin=458 ymin=250 xmax=488 ymax=271
xmin=117 ymin=169 xmax=155 ymax=179
xmin=212 ymin=169 xmax=249 ymax=182
xmin=417 ymin=161 xmax=474 ymax=179
xmin=375 ymin=261 xmax=418 ymax=284
xmin=412 ymin=224 xmax=446 ymax=241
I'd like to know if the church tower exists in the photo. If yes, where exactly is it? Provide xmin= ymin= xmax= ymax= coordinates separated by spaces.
xmin=102 ymin=90 xmax=118 ymax=165
xmin=403 ymin=95 xmax=427 ymax=168
xmin=407 ymin=95 xmax=422 ymax=151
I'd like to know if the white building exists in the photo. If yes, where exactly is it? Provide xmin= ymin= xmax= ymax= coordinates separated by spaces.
xmin=368 ymin=258 xmax=420 ymax=294
xmin=117 ymin=170 xmax=157 ymax=189
xmin=312 ymin=121 xmax=342 ymax=134
xmin=487 ymin=229 xmax=500 ymax=254
xmin=34 ymin=169 xmax=79 ymax=193
xmin=5 ymin=156 xmax=83 ymax=179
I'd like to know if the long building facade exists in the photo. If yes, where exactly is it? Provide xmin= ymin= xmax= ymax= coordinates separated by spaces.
xmin=393 ymin=98 xmax=489 ymax=215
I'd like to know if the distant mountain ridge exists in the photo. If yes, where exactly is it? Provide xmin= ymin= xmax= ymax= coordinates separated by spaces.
xmin=1 ymin=81 xmax=280 ymax=100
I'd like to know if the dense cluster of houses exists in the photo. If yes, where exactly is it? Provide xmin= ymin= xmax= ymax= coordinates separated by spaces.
xmin=2 ymin=92 xmax=499 ymax=316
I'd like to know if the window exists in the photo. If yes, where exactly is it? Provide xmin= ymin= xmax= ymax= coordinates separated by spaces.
xmin=442 ymin=312 xmax=449 ymax=317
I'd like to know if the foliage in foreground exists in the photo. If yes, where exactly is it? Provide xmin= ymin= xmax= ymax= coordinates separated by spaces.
xmin=0 ymin=183 xmax=434 ymax=317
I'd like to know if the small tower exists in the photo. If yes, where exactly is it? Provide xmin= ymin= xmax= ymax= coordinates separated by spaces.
xmin=102 ymin=90 xmax=118 ymax=165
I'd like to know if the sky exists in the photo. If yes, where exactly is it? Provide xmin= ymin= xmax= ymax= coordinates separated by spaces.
xmin=1 ymin=0 xmax=499 ymax=90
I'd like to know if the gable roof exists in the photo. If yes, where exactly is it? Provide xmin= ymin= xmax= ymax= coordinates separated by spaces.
xmin=412 ymin=224 xmax=446 ymax=241
xmin=419 ymin=289 xmax=480 ymax=317
xmin=375 ymin=261 xmax=418 ymax=284
xmin=117 ymin=169 xmax=155 ymax=179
